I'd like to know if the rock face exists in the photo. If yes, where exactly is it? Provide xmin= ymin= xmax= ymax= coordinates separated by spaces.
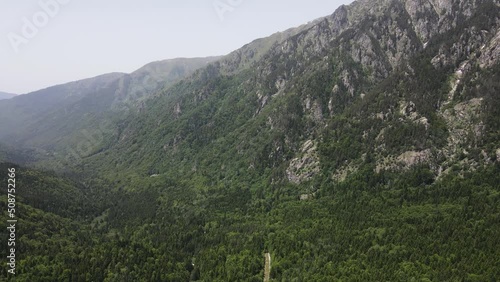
xmin=441 ymin=98 xmax=484 ymax=166
xmin=253 ymin=0 xmax=498 ymax=126
xmin=398 ymin=150 xmax=433 ymax=167
xmin=174 ymin=103 xmax=182 ymax=118
xmin=286 ymin=140 xmax=320 ymax=184
xmin=478 ymin=28 xmax=500 ymax=68
xmin=376 ymin=150 xmax=433 ymax=172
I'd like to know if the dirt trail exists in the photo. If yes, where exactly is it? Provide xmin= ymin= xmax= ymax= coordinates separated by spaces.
xmin=264 ymin=253 xmax=271 ymax=282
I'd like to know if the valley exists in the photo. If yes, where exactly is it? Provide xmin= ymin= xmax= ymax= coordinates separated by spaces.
xmin=1 ymin=0 xmax=499 ymax=280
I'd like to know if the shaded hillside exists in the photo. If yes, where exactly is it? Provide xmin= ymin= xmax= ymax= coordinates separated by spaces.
xmin=0 ymin=57 xmax=220 ymax=155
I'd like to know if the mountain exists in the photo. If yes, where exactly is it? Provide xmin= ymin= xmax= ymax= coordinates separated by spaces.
xmin=0 ymin=91 xmax=16 ymax=100
xmin=85 ymin=0 xmax=500 ymax=181
xmin=1 ymin=0 xmax=499 ymax=280
xmin=0 ymin=57 xmax=220 ymax=156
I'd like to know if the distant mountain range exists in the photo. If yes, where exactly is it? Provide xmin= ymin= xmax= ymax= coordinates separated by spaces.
xmin=0 ymin=91 xmax=16 ymax=100
xmin=0 ymin=57 xmax=220 ymax=153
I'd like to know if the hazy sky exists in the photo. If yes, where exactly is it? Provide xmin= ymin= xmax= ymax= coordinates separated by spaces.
xmin=1 ymin=0 xmax=353 ymax=94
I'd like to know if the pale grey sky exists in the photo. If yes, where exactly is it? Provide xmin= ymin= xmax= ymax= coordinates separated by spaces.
xmin=1 ymin=0 xmax=353 ymax=94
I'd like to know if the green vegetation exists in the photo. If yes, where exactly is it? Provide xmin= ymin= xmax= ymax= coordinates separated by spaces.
xmin=0 ymin=0 xmax=499 ymax=281
xmin=1 ymin=162 xmax=499 ymax=281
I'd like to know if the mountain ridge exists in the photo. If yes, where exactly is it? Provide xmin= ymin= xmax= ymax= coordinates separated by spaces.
xmin=0 ymin=56 xmax=221 ymax=154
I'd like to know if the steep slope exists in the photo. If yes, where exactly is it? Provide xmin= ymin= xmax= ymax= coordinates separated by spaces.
xmin=0 ymin=57 xmax=219 ymax=156
xmin=85 ymin=0 xmax=499 ymax=181
xmin=0 ymin=72 xmax=127 ymax=149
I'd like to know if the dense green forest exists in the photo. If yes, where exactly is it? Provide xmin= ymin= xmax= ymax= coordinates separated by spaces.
xmin=1 ymin=162 xmax=499 ymax=281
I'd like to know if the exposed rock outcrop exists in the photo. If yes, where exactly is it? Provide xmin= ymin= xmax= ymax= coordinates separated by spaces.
xmin=286 ymin=140 xmax=320 ymax=184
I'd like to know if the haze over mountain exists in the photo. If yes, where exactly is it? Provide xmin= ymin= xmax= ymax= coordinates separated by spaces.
xmin=0 ymin=0 xmax=352 ymax=94
xmin=0 ymin=0 xmax=499 ymax=280
xmin=0 ymin=91 xmax=16 ymax=100
xmin=0 ymin=57 xmax=219 ymax=154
